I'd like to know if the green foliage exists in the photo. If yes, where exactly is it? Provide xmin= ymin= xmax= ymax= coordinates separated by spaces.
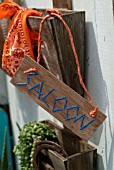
xmin=13 ymin=121 xmax=57 ymax=170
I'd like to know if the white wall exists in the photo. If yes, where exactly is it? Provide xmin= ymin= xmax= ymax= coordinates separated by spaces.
xmin=21 ymin=0 xmax=53 ymax=8
xmin=72 ymin=0 xmax=114 ymax=169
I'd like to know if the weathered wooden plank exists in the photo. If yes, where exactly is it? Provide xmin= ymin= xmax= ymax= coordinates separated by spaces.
xmin=48 ymin=150 xmax=67 ymax=170
xmin=67 ymin=150 xmax=96 ymax=170
xmin=42 ymin=120 xmax=81 ymax=155
xmin=53 ymin=0 xmax=72 ymax=9
xmin=42 ymin=161 xmax=55 ymax=170
xmin=11 ymin=56 xmax=106 ymax=141
xmin=0 ymin=10 xmax=85 ymax=96
xmin=28 ymin=17 xmax=63 ymax=80
xmin=28 ymin=10 xmax=85 ymax=95
xmin=41 ymin=120 xmax=97 ymax=170
xmin=51 ymin=12 xmax=85 ymax=95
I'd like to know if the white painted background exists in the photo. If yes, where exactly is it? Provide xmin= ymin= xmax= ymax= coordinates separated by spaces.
xmin=73 ymin=1 xmax=114 ymax=170
xmin=0 ymin=0 xmax=114 ymax=169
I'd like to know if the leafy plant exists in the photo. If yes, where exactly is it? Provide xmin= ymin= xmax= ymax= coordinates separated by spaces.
xmin=13 ymin=121 xmax=57 ymax=170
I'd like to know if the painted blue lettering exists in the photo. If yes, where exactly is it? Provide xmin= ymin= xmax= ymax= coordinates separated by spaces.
xmin=28 ymin=82 xmax=44 ymax=99
xmin=42 ymin=88 xmax=55 ymax=107
xmin=73 ymin=114 xmax=95 ymax=130
xmin=16 ymin=83 xmax=27 ymax=86
xmin=27 ymin=72 xmax=39 ymax=85
xmin=35 ymin=82 xmax=44 ymax=99
xmin=52 ymin=96 xmax=68 ymax=113
xmin=66 ymin=106 xmax=80 ymax=121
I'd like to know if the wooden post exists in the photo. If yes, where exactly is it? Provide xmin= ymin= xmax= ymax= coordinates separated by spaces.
xmin=28 ymin=10 xmax=85 ymax=95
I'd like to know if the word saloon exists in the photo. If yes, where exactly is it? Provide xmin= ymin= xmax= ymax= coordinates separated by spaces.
xmin=11 ymin=56 xmax=106 ymax=141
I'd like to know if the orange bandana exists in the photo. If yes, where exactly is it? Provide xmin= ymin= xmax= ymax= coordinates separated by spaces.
xmin=0 ymin=0 xmax=42 ymax=76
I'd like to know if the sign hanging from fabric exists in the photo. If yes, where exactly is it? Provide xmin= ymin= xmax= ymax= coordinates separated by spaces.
xmin=11 ymin=56 xmax=106 ymax=141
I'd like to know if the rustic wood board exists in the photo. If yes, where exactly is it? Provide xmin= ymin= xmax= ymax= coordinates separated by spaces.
xmin=42 ymin=161 xmax=55 ymax=170
xmin=11 ymin=56 xmax=106 ymax=141
xmin=0 ymin=11 xmax=85 ymax=97
xmin=41 ymin=120 xmax=97 ymax=170
xmin=28 ymin=17 xmax=63 ymax=81
xmin=28 ymin=11 xmax=85 ymax=95
xmin=53 ymin=0 xmax=72 ymax=9
xmin=49 ymin=150 xmax=67 ymax=170
xmin=51 ymin=12 xmax=85 ymax=95
xmin=68 ymin=150 xmax=96 ymax=170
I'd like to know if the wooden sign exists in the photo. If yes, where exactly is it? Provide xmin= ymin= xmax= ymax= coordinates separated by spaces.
xmin=53 ymin=0 xmax=72 ymax=10
xmin=11 ymin=56 xmax=106 ymax=141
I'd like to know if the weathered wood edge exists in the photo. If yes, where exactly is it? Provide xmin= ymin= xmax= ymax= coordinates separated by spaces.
xmin=11 ymin=56 xmax=107 ymax=141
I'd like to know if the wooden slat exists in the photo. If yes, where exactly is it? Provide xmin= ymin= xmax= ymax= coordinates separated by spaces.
xmin=28 ymin=17 xmax=63 ymax=81
xmin=53 ymin=0 xmax=72 ymax=9
xmin=48 ymin=150 xmax=68 ymax=170
xmin=67 ymin=150 xmax=96 ymax=170
xmin=0 ymin=11 xmax=85 ymax=96
xmin=41 ymin=120 xmax=97 ymax=170
xmin=42 ymin=161 xmax=55 ymax=170
xmin=28 ymin=11 xmax=85 ymax=95
xmin=51 ymin=12 xmax=85 ymax=95
xmin=11 ymin=56 xmax=106 ymax=141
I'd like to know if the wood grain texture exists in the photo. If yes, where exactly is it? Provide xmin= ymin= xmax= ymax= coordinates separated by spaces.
xmin=49 ymin=151 xmax=67 ymax=170
xmin=42 ymin=161 xmax=55 ymax=170
xmin=0 ymin=10 xmax=85 ymax=96
xmin=28 ymin=10 xmax=85 ymax=96
xmin=51 ymin=12 xmax=85 ymax=95
xmin=53 ymin=0 xmax=72 ymax=9
xmin=11 ymin=56 xmax=106 ymax=141
xmin=28 ymin=17 xmax=63 ymax=81
xmin=41 ymin=120 xmax=97 ymax=170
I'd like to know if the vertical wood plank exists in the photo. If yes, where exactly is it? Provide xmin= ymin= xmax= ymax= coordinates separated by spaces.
xmin=28 ymin=17 xmax=63 ymax=80
xmin=51 ymin=12 xmax=85 ymax=95
xmin=28 ymin=11 xmax=85 ymax=95
xmin=53 ymin=0 xmax=72 ymax=9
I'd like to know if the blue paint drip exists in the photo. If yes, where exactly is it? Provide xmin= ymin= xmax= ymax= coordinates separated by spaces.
xmin=16 ymin=83 xmax=27 ymax=86
xmin=42 ymin=88 xmax=55 ymax=107
xmin=52 ymin=96 xmax=68 ymax=113
xmin=28 ymin=72 xmax=39 ymax=76
xmin=35 ymin=82 xmax=44 ymax=99
xmin=73 ymin=114 xmax=95 ymax=130
xmin=66 ymin=106 xmax=80 ymax=121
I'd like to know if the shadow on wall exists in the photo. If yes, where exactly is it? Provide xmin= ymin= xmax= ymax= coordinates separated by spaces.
xmin=85 ymin=22 xmax=108 ymax=145
xmin=85 ymin=22 xmax=113 ymax=170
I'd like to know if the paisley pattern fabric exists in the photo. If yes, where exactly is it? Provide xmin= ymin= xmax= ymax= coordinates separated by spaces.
xmin=0 ymin=0 xmax=42 ymax=76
